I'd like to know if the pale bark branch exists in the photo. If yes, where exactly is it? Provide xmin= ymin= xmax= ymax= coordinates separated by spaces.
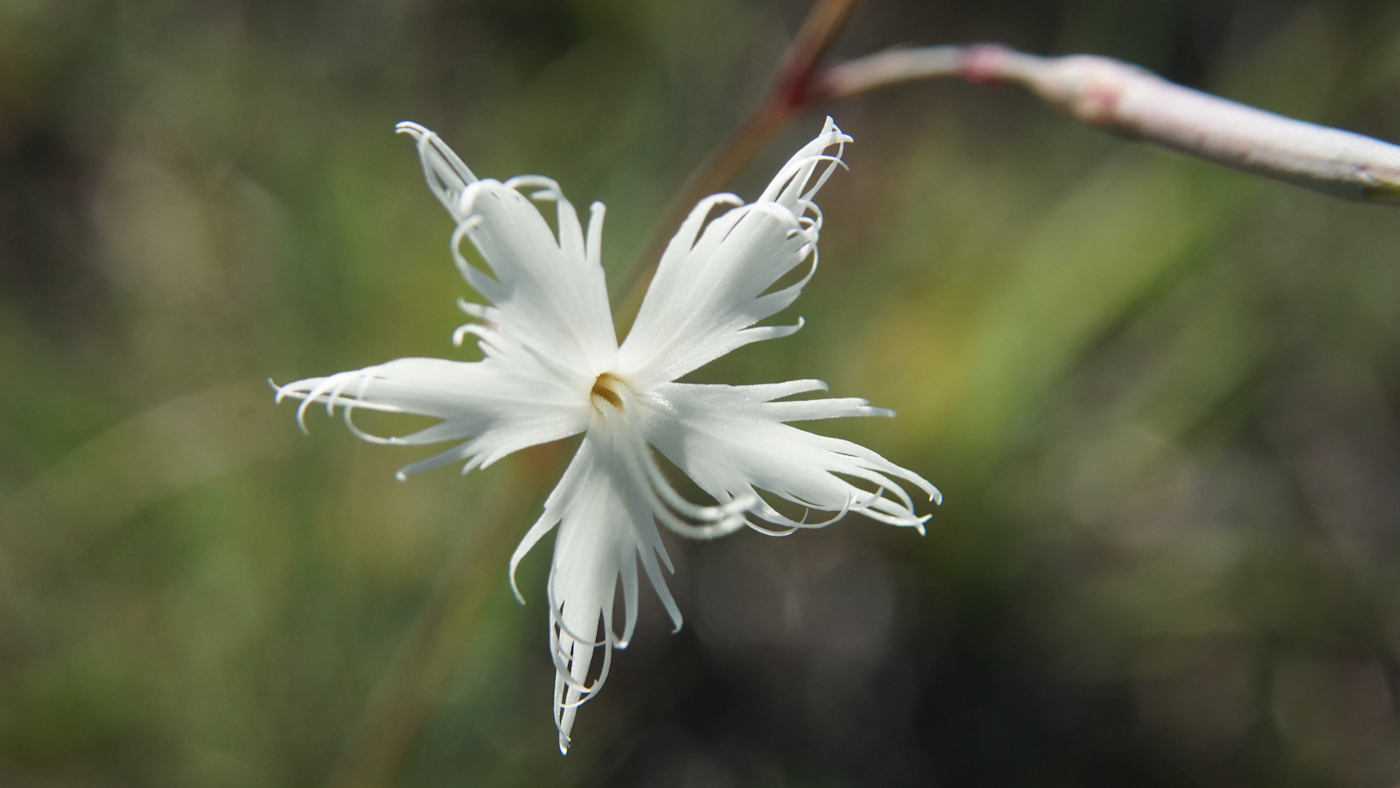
xmin=822 ymin=43 xmax=1400 ymax=205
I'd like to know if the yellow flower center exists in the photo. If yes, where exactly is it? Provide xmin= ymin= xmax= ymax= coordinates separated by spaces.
xmin=590 ymin=372 xmax=627 ymax=412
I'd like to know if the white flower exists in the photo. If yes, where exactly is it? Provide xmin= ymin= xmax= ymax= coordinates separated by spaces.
xmin=275 ymin=117 xmax=940 ymax=753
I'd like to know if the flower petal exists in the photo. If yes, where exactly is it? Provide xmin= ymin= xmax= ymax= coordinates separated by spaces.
xmin=273 ymin=354 xmax=588 ymax=478
xmin=396 ymin=121 xmax=479 ymax=218
xmin=506 ymin=420 xmax=682 ymax=754
xmin=638 ymin=380 xmax=940 ymax=533
xmin=618 ymin=117 xmax=851 ymax=388
xmin=400 ymin=122 xmax=617 ymax=376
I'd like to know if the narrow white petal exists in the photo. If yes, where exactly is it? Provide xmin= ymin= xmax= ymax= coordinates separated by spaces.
xmin=399 ymin=123 xmax=618 ymax=376
xmin=451 ymin=179 xmax=618 ymax=376
xmin=618 ymin=118 xmax=852 ymax=388
xmin=507 ymin=421 xmax=681 ymax=753
xmin=273 ymin=355 xmax=589 ymax=479
xmin=638 ymin=381 xmax=939 ymax=534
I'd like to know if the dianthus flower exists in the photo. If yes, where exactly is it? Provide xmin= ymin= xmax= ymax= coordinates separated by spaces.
xmin=275 ymin=117 xmax=939 ymax=752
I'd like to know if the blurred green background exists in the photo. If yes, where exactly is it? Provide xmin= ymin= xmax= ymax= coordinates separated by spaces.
xmin=4 ymin=0 xmax=1400 ymax=785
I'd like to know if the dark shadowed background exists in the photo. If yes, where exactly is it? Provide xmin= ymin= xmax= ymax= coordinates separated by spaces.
xmin=4 ymin=0 xmax=1400 ymax=786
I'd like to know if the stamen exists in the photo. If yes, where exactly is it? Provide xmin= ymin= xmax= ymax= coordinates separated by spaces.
xmin=590 ymin=372 xmax=626 ymax=412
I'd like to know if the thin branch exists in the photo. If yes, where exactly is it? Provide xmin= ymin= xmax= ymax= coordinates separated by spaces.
xmin=818 ymin=44 xmax=967 ymax=94
xmin=821 ymin=43 xmax=1400 ymax=205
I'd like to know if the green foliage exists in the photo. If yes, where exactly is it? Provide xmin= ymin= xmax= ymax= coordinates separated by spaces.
xmin=3 ymin=1 xmax=1400 ymax=785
